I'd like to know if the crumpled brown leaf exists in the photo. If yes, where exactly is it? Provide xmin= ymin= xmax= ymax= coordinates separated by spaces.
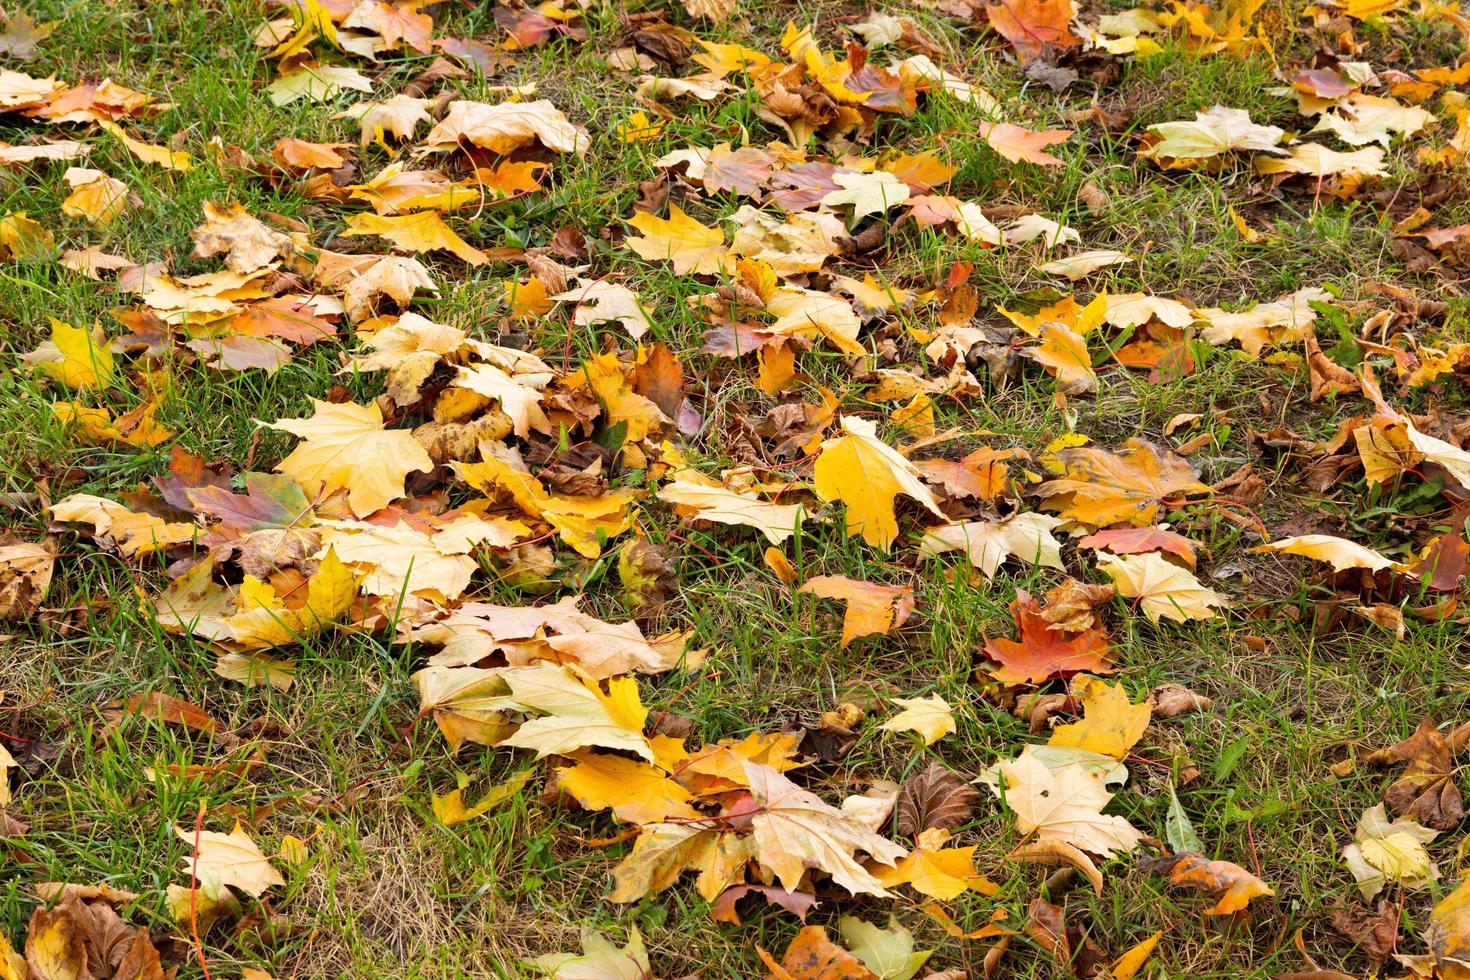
xmin=1329 ymin=899 xmax=1399 ymax=968
xmin=1362 ymin=718 xmax=1470 ymax=830
xmin=1147 ymin=684 xmax=1213 ymax=719
xmin=1038 ymin=577 xmax=1115 ymax=632
xmin=1023 ymin=899 xmax=1108 ymax=978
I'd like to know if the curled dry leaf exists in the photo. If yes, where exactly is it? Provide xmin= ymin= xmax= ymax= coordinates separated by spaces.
xmin=1141 ymin=851 xmax=1274 ymax=915
xmin=1148 ymin=683 xmax=1212 ymax=718
xmin=1007 ymin=839 xmax=1104 ymax=896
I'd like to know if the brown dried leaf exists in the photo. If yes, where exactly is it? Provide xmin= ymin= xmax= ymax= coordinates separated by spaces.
xmin=896 ymin=761 xmax=981 ymax=837
xmin=1362 ymin=719 xmax=1465 ymax=830
xmin=1148 ymin=684 xmax=1213 ymax=718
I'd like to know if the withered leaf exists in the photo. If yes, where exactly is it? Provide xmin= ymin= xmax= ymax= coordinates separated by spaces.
xmin=896 ymin=761 xmax=981 ymax=837
xmin=1362 ymin=718 xmax=1470 ymax=830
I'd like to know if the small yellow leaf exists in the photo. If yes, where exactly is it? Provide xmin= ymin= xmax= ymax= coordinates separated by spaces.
xmin=880 ymin=695 xmax=956 ymax=745
xmin=1048 ymin=677 xmax=1151 ymax=760
xmin=98 ymin=119 xmax=192 ymax=171
xmin=1111 ymin=931 xmax=1163 ymax=980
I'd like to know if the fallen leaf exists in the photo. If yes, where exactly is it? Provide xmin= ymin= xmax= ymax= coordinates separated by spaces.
xmin=266 ymin=400 xmax=433 ymax=517
xmin=1097 ymin=552 xmax=1224 ymax=623
xmin=341 ymin=211 xmax=487 ymax=265
xmin=758 ymin=925 xmax=877 ymax=980
xmin=1343 ymin=804 xmax=1439 ymax=899
xmin=625 ymin=205 xmax=727 ymax=275
xmin=746 ymin=761 xmax=907 ymax=897
xmin=880 ymin=695 xmax=955 ymax=745
xmin=814 ymin=416 xmax=946 ymax=551
xmin=1142 ymin=851 xmax=1274 ymax=914
xmin=175 ymin=822 xmax=284 ymax=897
xmin=990 ymin=747 xmax=1143 ymax=857
xmin=1048 ymin=676 xmax=1151 ymax=760
xmin=981 ymin=589 xmax=1113 ymax=684
xmin=896 ymin=761 xmax=982 ymax=837
xmin=799 ymin=574 xmax=917 ymax=647
xmin=839 ymin=916 xmax=931 ymax=980
xmin=978 ymin=121 xmax=1073 ymax=165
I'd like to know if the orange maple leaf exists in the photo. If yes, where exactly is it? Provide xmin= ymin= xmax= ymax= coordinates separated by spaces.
xmin=984 ymin=0 xmax=1080 ymax=61
xmin=981 ymin=589 xmax=1112 ymax=684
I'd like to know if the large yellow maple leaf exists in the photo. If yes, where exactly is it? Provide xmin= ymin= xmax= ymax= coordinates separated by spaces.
xmin=266 ymin=399 xmax=433 ymax=517
xmin=341 ymin=210 xmax=487 ymax=265
xmin=745 ymin=761 xmax=907 ymax=897
xmin=814 ymin=415 xmax=945 ymax=551
xmin=625 ymin=205 xmax=728 ymax=275
xmin=1047 ymin=677 xmax=1151 ymax=760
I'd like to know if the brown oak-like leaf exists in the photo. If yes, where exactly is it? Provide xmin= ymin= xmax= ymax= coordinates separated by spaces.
xmin=1148 ymin=683 xmax=1213 ymax=718
xmin=896 ymin=761 xmax=981 ymax=837
xmin=1329 ymin=900 xmax=1399 ymax=968
xmin=1038 ymin=576 xmax=1115 ymax=632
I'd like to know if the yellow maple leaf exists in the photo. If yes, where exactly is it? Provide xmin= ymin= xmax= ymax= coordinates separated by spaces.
xmin=614 ymin=110 xmax=665 ymax=143
xmin=60 ymin=167 xmax=129 ymax=225
xmin=745 ymin=761 xmax=907 ymax=897
xmin=21 ymin=318 xmax=114 ymax=387
xmin=879 ymin=695 xmax=955 ymax=745
xmin=504 ymin=276 xmax=553 ymax=318
xmin=173 ymin=822 xmax=284 ymax=897
xmin=266 ymin=399 xmax=433 ymax=517
xmin=625 ymin=205 xmax=728 ymax=275
xmin=223 ymin=547 xmax=359 ymax=649
xmin=555 ymin=753 xmax=701 ymax=825
xmin=431 ymin=770 xmax=532 ymax=826
xmin=1048 ymin=677 xmax=1151 ymax=759
xmin=495 ymin=662 xmax=652 ymax=760
xmin=1253 ymin=534 xmax=1397 ymax=572
xmin=1028 ymin=323 xmax=1097 ymax=395
xmin=342 ymin=210 xmax=487 ymax=265
xmin=814 ymin=415 xmax=945 ymax=551
xmin=609 ymin=825 xmax=755 ymax=902
xmin=799 ymin=574 xmax=916 ymax=647
xmin=1097 ymin=552 xmax=1223 ymax=623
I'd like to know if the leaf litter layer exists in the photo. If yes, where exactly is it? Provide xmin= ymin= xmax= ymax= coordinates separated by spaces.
xmin=1 ymin=0 xmax=1470 ymax=976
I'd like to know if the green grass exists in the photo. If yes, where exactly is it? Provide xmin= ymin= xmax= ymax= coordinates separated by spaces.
xmin=2 ymin=0 xmax=1470 ymax=977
